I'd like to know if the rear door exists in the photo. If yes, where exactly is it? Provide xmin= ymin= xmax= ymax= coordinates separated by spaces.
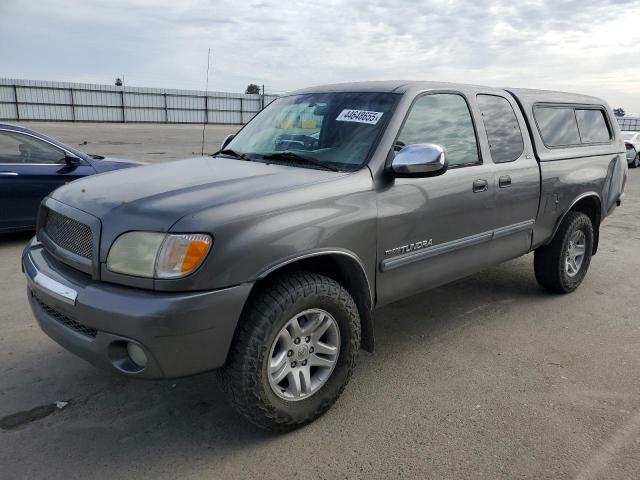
xmin=0 ymin=130 xmax=96 ymax=231
xmin=475 ymin=93 xmax=540 ymax=263
xmin=376 ymin=91 xmax=495 ymax=305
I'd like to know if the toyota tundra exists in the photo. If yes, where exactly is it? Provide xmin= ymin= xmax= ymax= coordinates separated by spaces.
xmin=22 ymin=81 xmax=628 ymax=431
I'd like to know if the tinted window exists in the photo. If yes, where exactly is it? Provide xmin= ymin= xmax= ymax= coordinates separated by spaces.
xmin=477 ymin=95 xmax=524 ymax=163
xmin=575 ymin=109 xmax=610 ymax=143
xmin=534 ymin=107 xmax=581 ymax=147
xmin=0 ymin=131 xmax=66 ymax=164
xmin=397 ymin=94 xmax=479 ymax=166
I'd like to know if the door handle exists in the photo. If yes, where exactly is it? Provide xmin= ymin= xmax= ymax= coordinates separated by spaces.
xmin=499 ymin=175 xmax=512 ymax=188
xmin=472 ymin=179 xmax=489 ymax=193
xmin=0 ymin=171 xmax=18 ymax=176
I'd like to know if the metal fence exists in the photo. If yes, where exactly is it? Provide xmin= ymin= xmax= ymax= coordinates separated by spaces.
xmin=617 ymin=117 xmax=640 ymax=131
xmin=0 ymin=78 xmax=278 ymax=124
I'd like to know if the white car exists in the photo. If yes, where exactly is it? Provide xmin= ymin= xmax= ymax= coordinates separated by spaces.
xmin=623 ymin=131 xmax=640 ymax=168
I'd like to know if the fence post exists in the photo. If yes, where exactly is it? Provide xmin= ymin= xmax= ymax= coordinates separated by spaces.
xmin=13 ymin=84 xmax=19 ymax=120
xmin=69 ymin=88 xmax=76 ymax=121
xmin=239 ymin=97 xmax=243 ymax=125
xmin=120 ymin=89 xmax=126 ymax=123
xmin=163 ymin=93 xmax=168 ymax=123
xmin=204 ymin=93 xmax=208 ymax=124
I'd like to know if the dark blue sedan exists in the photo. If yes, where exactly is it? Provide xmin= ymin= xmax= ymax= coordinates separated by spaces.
xmin=0 ymin=123 xmax=142 ymax=233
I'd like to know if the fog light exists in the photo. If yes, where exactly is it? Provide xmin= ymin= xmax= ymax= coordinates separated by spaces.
xmin=126 ymin=342 xmax=147 ymax=368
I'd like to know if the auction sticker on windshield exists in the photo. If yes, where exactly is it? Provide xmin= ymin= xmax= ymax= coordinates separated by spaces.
xmin=336 ymin=109 xmax=384 ymax=124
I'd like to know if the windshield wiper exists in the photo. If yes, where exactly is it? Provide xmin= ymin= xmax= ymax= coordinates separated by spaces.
xmin=214 ymin=148 xmax=250 ymax=160
xmin=259 ymin=152 xmax=339 ymax=172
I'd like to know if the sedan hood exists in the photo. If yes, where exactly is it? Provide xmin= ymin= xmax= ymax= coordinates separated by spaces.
xmin=89 ymin=156 xmax=146 ymax=173
xmin=52 ymin=156 xmax=345 ymax=227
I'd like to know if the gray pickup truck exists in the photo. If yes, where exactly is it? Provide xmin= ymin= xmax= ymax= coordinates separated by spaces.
xmin=22 ymin=81 xmax=627 ymax=431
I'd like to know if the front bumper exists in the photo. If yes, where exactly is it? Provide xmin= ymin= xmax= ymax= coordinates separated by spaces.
xmin=22 ymin=239 xmax=253 ymax=379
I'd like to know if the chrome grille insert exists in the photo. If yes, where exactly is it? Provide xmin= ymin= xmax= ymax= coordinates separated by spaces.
xmin=44 ymin=209 xmax=93 ymax=259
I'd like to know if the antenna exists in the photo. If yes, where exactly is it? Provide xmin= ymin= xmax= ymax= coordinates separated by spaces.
xmin=201 ymin=48 xmax=211 ymax=156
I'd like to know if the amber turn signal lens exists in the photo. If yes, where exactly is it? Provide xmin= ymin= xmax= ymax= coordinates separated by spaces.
xmin=182 ymin=239 xmax=211 ymax=272
xmin=155 ymin=233 xmax=213 ymax=278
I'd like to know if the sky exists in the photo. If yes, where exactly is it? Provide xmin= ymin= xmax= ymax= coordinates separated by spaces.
xmin=1 ymin=0 xmax=640 ymax=113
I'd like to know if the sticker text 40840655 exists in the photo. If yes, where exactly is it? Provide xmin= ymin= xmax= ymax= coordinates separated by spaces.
xmin=336 ymin=109 xmax=384 ymax=125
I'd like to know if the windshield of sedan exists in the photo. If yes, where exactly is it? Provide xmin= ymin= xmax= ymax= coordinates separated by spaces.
xmin=221 ymin=92 xmax=398 ymax=170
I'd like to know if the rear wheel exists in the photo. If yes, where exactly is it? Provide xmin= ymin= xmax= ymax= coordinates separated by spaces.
xmin=220 ymin=271 xmax=361 ymax=431
xmin=534 ymin=211 xmax=594 ymax=293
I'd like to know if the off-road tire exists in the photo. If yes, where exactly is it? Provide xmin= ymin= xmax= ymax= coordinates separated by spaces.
xmin=534 ymin=211 xmax=594 ymax=293
xmin=219 ymin=271 xmax=361 ymax=432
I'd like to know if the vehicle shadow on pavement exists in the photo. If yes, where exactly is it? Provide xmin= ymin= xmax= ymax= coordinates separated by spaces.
xmin=371 ymin=254 xmax=550 ymax=353
xmin=1 ymin=254 xmax=556 ymax=475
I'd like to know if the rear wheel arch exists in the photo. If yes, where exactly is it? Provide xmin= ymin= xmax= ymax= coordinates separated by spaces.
xmin=246 ymin=251 xmax=375 ymax=352
xmin=552 ymin=193 xmax=602 ymax=254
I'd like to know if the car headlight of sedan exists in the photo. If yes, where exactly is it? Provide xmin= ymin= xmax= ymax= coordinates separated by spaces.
xmin=107 ymin=232 xmax=212 ymax=279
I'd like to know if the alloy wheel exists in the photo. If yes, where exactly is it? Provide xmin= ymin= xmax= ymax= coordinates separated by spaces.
xmin=268 ymin=308 xmax=341 ymax=401
xmin=565 ymin=230 xmax=586 ymax=277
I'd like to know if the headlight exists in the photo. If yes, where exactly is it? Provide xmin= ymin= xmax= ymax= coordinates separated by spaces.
xmin=107 ymin=232 xmax=212 ymax=279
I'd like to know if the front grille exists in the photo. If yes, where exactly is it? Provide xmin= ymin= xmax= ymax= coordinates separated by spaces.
xmin=44 ymin=209 xmax=93 ymax=259
xmin=34 ymin=296 xmax=97 ymax=338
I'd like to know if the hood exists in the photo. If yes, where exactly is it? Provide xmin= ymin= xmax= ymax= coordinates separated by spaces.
xmin=52 ymin=156 xmax=346 ymax=227
xmin=89 ymin=156 xmax=146 ymax=173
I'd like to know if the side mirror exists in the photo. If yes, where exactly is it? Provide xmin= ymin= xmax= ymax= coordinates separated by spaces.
xmin=221 ymin=134 xmax=235 ymax=151
xmin=390 ymin=143 xmax=447 ymax=178
xmin=64 ymin=155 xmax=82 ymax=167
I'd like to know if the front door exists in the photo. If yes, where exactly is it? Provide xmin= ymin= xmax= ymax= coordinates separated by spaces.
xmin=376 ymin=92 xmax=495 ymax=305
xmin=0 ymin=130 xmax=95 ymax=231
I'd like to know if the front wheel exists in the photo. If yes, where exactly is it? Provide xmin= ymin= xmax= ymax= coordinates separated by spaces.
xmin=534 ymin=211 xmax=594 ymax=293
xmin=219 ymin=271 xmax=361 ymax=431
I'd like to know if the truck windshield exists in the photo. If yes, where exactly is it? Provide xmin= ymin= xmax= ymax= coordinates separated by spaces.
xmin=222 ymin=92 xmax=398 ymax=171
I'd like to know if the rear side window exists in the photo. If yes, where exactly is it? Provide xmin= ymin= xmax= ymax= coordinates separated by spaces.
xmin=397 ymin=93 xmax=480 ymax=167
xmin=477 ymin=95 xmax=524 ymax=163
xmin=575 ymin=109 xmax=611 ymax=143
xmin=534 ymin=105 xmax=612 ymax=148
xmin=534 ymin=107 xmax=581 ymax=147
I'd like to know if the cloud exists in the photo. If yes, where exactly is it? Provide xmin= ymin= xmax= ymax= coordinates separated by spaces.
xmin=1 ymin=0 xmax=639 ymax=112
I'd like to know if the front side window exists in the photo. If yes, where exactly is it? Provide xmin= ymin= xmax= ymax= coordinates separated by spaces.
xmin=477 ymin=95 xmax=524 ymax=163
xmin=0 ymin=131 xmax=66 ymax=164
xmin=224 ymin=92 xmax=398 ymax=170
xmin=534 ymin=107 xmax=581 ymax=147
xmin=575 ymin=109 xmax=611 ymax=143
xmin=396 ymin=93 xmax=480 ymax=167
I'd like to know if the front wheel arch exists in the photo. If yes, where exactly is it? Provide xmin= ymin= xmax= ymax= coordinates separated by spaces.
xmin=247 ymin=251 xmax=375 ymax=352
